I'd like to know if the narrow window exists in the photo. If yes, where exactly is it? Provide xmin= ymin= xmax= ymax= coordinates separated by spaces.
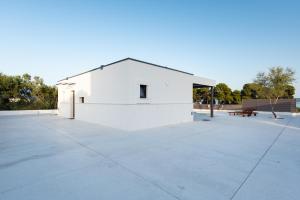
xmin=140 ymin=85 xmax=147 ymax=98
xmin=79 ymin=97 xmax=84 ymax=103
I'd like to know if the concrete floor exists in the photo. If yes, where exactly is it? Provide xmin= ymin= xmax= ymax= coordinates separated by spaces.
xmin=0 ymin=113 xmax=300 ymax=200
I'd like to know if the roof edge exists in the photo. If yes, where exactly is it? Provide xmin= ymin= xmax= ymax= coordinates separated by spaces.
xmin=126 ymin=58 xmax=194 ymax=76
xmin=57 ymin=57 xmax=194 ymax=82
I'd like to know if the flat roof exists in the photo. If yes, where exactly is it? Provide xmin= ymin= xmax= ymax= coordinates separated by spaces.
xmin=57 ymin=57 xmax=194 ymax=82
xmin=1 ymin=113 xmax=299 ymax=199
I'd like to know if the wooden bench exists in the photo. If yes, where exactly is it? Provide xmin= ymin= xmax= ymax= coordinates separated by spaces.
xmin=229 ymin=109 xmax=258 ymax=117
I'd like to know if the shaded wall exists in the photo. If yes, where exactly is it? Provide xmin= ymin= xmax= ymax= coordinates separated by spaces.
xmin=242 ymin=99 xmax=296 ymax=112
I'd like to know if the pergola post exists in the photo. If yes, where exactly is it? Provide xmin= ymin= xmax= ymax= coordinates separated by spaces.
xmin=210 ymin=86 xmax=214 ymax=117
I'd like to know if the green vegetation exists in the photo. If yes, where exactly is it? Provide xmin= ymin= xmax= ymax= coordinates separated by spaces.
xmin=0 ymin=73 xmax=57 ymax=110
xmin=254 ymin=66 xmax=295 ymax=118
xmin=214 ymin=83 xmax=233 ymax=104
xmin=193 ymin=67 xmax=296 ymax=111
xmin=193 ymin=88 xmax=210 ymax=104
xmin=193 ymin=83 xmax=246 ymax=105
xmin=241 ymin=83 xmax=264 ymax=99
xmin=232 ymin=90 xmax=241 ymax=104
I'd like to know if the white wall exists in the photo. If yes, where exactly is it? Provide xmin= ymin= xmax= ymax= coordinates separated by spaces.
xmin=57 ymin=59 xmax=214 ymax=130
xmin=74 ymin=103 xmax=192 ymax=131
xmin=126 ymin=60 xmax=193 ymax=104
xmin=57 ymin=84 xmax=75 ymax=118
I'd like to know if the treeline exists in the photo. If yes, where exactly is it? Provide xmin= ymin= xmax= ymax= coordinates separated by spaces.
xmin=193 ymin=82 xmax=295 ymax=105
xmin=0 ymin=73 xmax=57 ymax=110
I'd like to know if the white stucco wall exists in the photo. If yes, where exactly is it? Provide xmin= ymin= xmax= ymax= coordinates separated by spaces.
xmin=57 ymin=59 xmax=215 ymax=130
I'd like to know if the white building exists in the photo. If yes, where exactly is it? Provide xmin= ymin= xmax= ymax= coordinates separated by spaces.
xmin=57 ymin=58 xmax=215 ymax=131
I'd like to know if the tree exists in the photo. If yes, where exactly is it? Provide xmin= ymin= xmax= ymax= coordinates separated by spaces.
xmin=283 ymin=85 xmax=295 ymax=99
xmin=33 ymin=76 xmax=44 ymax=86
xmin=193 ymin=88 xmax=200 ymax=102
xmin=22 ymin=73 xmax=31 ymax=82
xmin=214 ymin=83 xmax=233 ymax=104
xmin=254 ymin=66 xmax=295 ymax=118
xmin=193 ymin=88 xmax=211 ymax=103
xmin=241 ymin=83 xmax=264 ymax=99
xmin=0 ymin=72 xmax=57 ymax=110
xmin=232 ymin=90 xmax=241 ymax=104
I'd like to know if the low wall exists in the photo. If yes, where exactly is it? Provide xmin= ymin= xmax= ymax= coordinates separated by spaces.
xmin=194 ymin=99 xmax=296 ymax=112
xmin=0 ymin=110 xmax=58 ymax=116
xmin=242 ymin=99 xmax=296 ymax=112
xmin=194 ymin=103 xmax=242 ymax=110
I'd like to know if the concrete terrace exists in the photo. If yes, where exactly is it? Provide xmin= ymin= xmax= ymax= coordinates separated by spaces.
xmin=0 ymin=112 xmax=300 ymax=200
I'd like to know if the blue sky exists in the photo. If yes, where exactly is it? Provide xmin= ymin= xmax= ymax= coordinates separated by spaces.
xmin=0 ymin=0 xmax=299 ymax=97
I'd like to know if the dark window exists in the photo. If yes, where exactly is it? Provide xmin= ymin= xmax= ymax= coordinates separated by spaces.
xmin=79 ymin=97 xmax=84 ymax=103
xmin=140 ymin=85 xmax=147 ymax=98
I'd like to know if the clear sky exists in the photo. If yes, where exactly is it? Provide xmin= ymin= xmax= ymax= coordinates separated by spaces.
xmin=0 ymin=0 xmax=299 ymax=97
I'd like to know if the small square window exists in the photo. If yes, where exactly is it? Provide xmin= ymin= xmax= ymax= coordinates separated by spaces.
xmin=79 ymin=97 xmax=84 ymax=103
xmin=140 ymin=85 xmax=147 ymax=98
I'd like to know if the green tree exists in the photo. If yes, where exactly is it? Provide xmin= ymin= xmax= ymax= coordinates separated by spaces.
xmin=33 ymin=76 xmax=44 ymax=86
xmin=283 ymin=85 xmax=295 ymax=99
xmin=241 ymin=83 xmax=264 ymax=99
xmin=214 ymin=83 xmax=233 ymax=104
xmin=254 ymin=66 xmax=295 ymax=118
xmin=193 ymin=88 xmax=200 ymax=102
xmin=232 ymin=90 xmax=241 ymax=104
xmin=22 ymin=73 xmax=31 ymax=82
xmin=193 ymin=88 xmax=210 ymax=103
xmin=0 ymin=72 xmax=57 ymax=110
